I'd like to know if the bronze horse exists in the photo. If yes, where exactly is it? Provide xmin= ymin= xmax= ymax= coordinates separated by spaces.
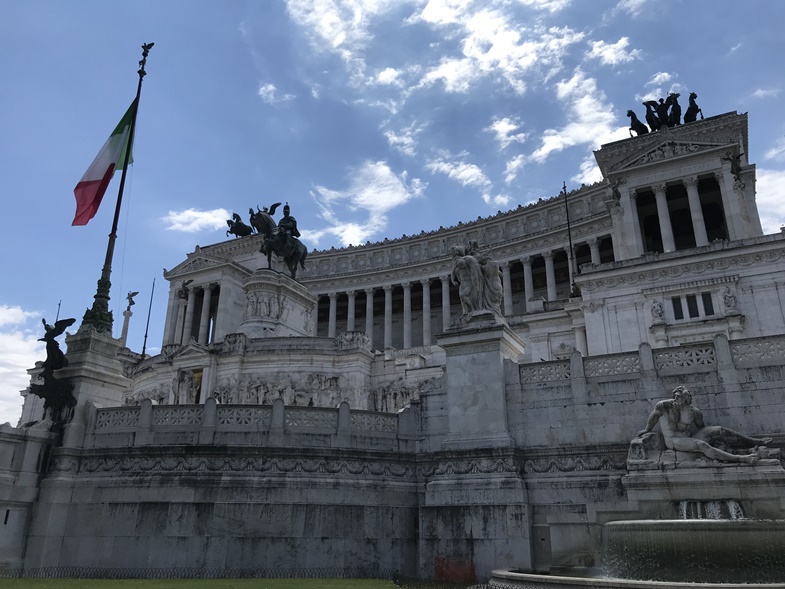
xmin=684 ymin=92 xmax=704 ymax=123
xmin=668 ymin=92 xmax=682 ymax=126
xmin=249 ymin=206 xmax=308 ymax=279
xmin=226 ymin=213 xmax=253 ymax=238
xmin=627 ymin=109 xmax=649 ymax=137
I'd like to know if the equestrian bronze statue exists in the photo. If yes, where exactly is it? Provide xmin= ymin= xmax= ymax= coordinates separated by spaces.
xmin=250 ymin=202 xmax=308 ymax=279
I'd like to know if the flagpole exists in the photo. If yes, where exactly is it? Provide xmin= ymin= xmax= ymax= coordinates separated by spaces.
xmin=140 ymin=277 xmax=155 ymax=359
xmin=81 ymin=43 xmax=154 ymax=334
xmin=563 ymin=180 xmax=577 ymax=296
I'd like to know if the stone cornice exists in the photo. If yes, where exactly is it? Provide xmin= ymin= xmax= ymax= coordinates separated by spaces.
xmin=577 ymin=234 xmax=785 ymax=293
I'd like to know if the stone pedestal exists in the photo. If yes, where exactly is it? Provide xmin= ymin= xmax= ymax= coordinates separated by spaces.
xmin=57 ymin=328 xmax=130 ymax=409
xmin=239 ymin=269 xmax=317 ymax=338
xmin=436 ymin=316 xmax=525 ymax=450
xmin=419 ymin=450 xmax=532 ymax=581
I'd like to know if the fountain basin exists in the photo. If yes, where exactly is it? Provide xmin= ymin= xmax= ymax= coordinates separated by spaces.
xmin=603 ymin=520 xmax=785 ymax=584
xmin=489 ymin=568 xmax=785 ymax=588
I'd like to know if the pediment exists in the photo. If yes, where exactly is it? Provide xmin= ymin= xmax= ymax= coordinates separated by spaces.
xmin=616 ymin=140 xmax=730 ymax=172
xmin=171 ymin=340 xmax=210 ymax=361
xmin=164 ymin=252 xmax=250 ymax=280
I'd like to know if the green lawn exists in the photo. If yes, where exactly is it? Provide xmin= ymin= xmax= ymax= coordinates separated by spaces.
xmin=0 ymin=580 xmax=397 ymax=589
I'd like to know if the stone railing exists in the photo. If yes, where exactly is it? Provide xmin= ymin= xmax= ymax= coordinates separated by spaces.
xmin=91 ymin=398 xmax=403 ymax=450
xmin=518 ymin=334 xmax=785 ymax=386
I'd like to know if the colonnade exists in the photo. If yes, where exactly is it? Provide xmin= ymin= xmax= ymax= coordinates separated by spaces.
xmin=316 ymin=235 xmax=612 ymax=348
xmin=163 ymin=284 xmax=219 ymax=346
xmin=618 ymin=174 xmax=730 ymax=258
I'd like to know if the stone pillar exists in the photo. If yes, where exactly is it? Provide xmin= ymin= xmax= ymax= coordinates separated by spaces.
xmin=588 ymin=238 xmax=601 ymax=265
xmin=544 ymin=252 xmax=557 ymax=301
xmin=618 ymin=182 xmax=643 ymax=258
xmin=364 ymin=288 xmax=374 ymax=346
xmin=440 ymin=275 xmax=451 ymax=331
xmin=501 ymin=262 xmax=513 ymax=316
xmin=653 ymin=183 xmax=675 ymax=253
xmin=384 ymin=285 xmax=393 ymax=348
xmin=346 ymin=290 xmax=356 ymax=332
xmin=715 ymin=171 xmax=740 ymax=241
xmin=328 ymin=292 xmax=338 ymax=338
xmin=421 ymin=279 xmax=431 ymax=345
xmin=182 ymin=288 xmax=197 ymax=344
xmin=198 ymin=285 xmax=213 ymax=344
xmin=163 ymin=287 xmax=179 ymax=345
xmin=437 ymin=323 xmax=525 ymax=449
xmin=522 ymin=257 xmax=533 ymax=313
xmin=173 ymin=293 xmax=187 ymax=345
xmin=120 ymin=307 xmax=132 ymax=347
xmin=402 ymin=282 xmax=412 ymax=349
xmin=575 ymin=326 xmax=588 ymax=357
xmin=684 ymin=176 xmax=708 ymax=247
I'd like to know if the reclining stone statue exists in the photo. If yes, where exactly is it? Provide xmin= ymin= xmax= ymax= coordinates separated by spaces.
xmin=633 ymin=385 xmax=773 ymax=465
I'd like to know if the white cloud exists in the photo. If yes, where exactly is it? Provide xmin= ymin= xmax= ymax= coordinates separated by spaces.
xmin=764 ymin=138 xmax=785 ymax=162
xmin=425 ymin=155 xmax=492 ymax=189
xmin=756 ymin=168 xmax=785 ymax=234
xmin=571 ymin=154 xmax=603 ymax=185
xmin=372 ymin=67 xmax=404 ymax=86
xmin=752 ymin=88 xmax=781 ymax=99
xmin=504 ymin=154 xmax=526 ymax=184
xmin=162 ymin=208 xmax=231 ymax=233
xmin=416 ymin=7 xmax=585 ymax=95
xmin=0 ymin=306 xmax=45 ymax=426
xmin=285 ymin=0 xmax=400 ymax=81
xmin=585 ymin=37 xmax=641 ymax=66
xmin=383 ymin=121 xmax=425 ymax=156
xmin=645 ymin=72 xmax=672 ymax=86
xmin=407 ymin=0 xmax=475 ymax=27
xmin=485 ymin=117 xmax=527 ymax=150
xmin=729 ymin=42 xmax=742 ymax=54
xmin=614 ymin=0 xmax=646 ymax=17
xmin=258 ymin=83 xmax=295 ymax=104
xmin=529 ymin=68 xmax=628 ymax=164
xmin=306 ymin=160 xmax=425 ymax=246
xmin=515 ymin=0 xmax=570 ymax=12
xmin=482 ymin=192 xmax=512 ymax=206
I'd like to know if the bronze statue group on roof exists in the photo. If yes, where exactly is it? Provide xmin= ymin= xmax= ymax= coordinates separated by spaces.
xmin=627 ymin=91 xmax=703 ymax=137
xmin=226 ymin=202 xmax=308 ymax=279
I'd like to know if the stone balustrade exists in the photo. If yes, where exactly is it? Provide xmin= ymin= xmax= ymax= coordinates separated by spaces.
xmin=89 ymin=397 xmax=412 ymax=452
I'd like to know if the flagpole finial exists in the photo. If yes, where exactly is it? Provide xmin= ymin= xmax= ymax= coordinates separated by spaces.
xmin=138 ymin=42 xmax=154 ymax=77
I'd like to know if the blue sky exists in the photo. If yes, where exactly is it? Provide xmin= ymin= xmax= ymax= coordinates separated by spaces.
xmin=2 ymin=0 xmax=785 ymax=424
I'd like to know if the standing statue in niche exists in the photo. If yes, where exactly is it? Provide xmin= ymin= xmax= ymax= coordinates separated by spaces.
xmin=250 ymin=201 xmax=308 ymax=279
xmin=450 ymin=241 xmax=503 ymax=319
xmin=636 ymin=386 xmax=772 ymax=464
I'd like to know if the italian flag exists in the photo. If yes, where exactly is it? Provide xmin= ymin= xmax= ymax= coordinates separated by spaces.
xmin=72 ymin=100 xmax=137 ymax=226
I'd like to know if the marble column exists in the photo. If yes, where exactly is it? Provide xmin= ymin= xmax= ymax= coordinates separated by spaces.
xmin=521 ymin=257 xmax=533 ymax=313
xmin=715 ymin=171 xmax=740 ymax=241
xmin=588 ymin=238 xmax=601 ymax=265
xmin=683 ymin=176 xmax=708 ymax=247
xmin=618 ymin=182 xmax=643 ymax=259
xmin=163 ymin=288 xmax=179 ymax=345
xmin=501 ymin=262 xmax=513 ymax=316
xmin=328 ymin=292 xmax=338 ymax=338
xmin=198 ymin=285 xmax=213 ymax=344
xmin=653 ymin=183 xmax=675 ymax=253
xmin=402 ymin=282 xmax=412 ymax=349
xmin=384 ymin=285 xmax=393 ymax=348
xmin=346 ymin=290 xmax=356 ymax=332
xmin=421 ymin=279 xmax=431 ymax=345
xmin=543 ymin=251 xmax=557 ymax=301
xmin=440 ymin=275 xmax=451 ymax=331
xmin=181 ymin=288 xmax=197 ymax=344
xmin=364 ymin=288 xmax=374 ymax=345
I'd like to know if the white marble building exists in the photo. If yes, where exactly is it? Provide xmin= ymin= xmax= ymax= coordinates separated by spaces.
xmin=3 ymin=110 xmax=785 ymax=582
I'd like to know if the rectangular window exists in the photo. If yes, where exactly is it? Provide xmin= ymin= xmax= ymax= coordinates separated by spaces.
xmin=671 ymin=297 xmax=684 ymax=320
xmin=701 ymin=292 xmax=715 ymax=316
xmin=686 ymin=295 xmax=699 ymax=318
